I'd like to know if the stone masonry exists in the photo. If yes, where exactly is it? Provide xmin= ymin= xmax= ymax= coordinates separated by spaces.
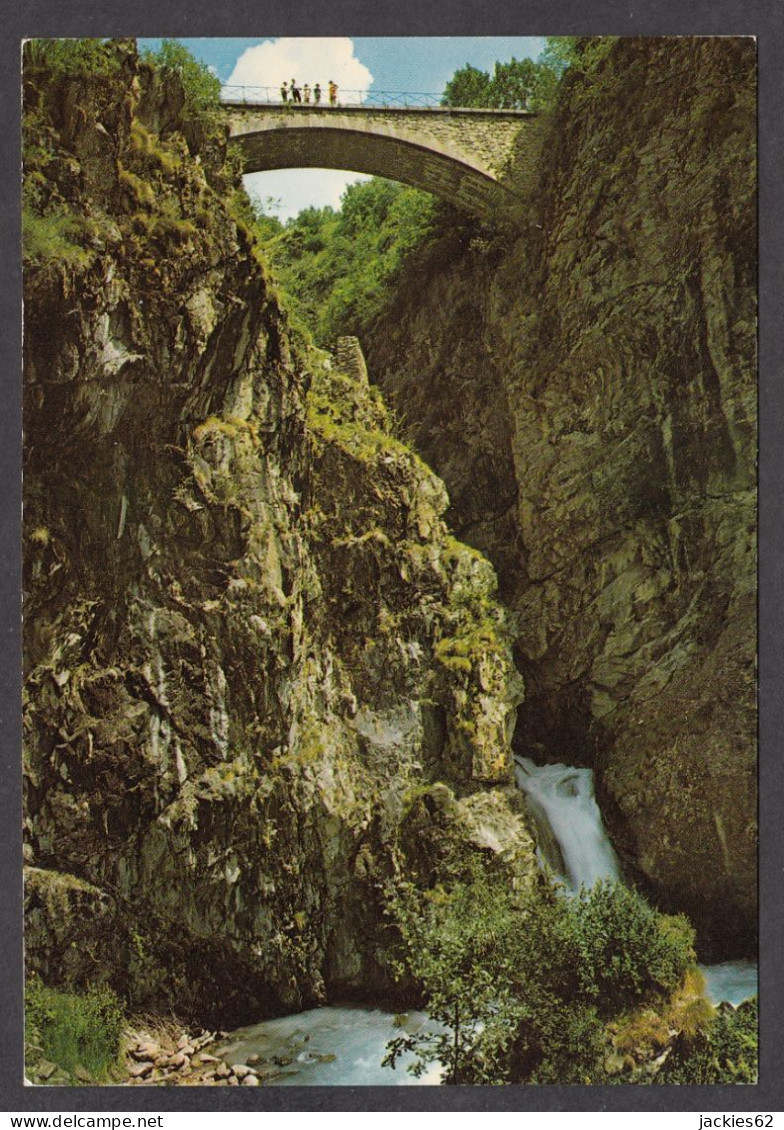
xmin=224 ymin=104 xmax=536 ymax=216
xmin=335 ymin=337 xmax=369 ymax=385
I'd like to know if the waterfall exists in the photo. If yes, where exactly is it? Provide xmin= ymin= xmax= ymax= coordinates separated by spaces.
xmin=513 ymin=754 xmax=757 ymax=1005
xmin=214 ymin=752 xmax=755 ymax=1083
xmin=513 ymin=756 xmax=620 ymax=891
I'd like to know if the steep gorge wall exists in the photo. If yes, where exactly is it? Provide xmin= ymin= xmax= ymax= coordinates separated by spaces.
xmin=22 ymin=45 xmax=534 ymax=1024
xmin=367 ymin=38 xmax=757 ymax=956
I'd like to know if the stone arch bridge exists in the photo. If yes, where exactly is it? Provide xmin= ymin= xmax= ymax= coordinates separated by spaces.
xmin=223 ymin=102 xmax=536 ymax=217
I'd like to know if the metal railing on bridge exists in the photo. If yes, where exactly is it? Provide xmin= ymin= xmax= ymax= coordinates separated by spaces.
xmin=221 ymin=85 xmax=444 ymax=109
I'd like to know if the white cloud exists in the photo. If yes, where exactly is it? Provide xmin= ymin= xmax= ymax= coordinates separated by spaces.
xmin=226 ymin=37 xmax=373 ymax=104
xmin=244 ymin=169 xmax=371 ymax=222
xmin=228 ymin=38 xmax=375 ymax=221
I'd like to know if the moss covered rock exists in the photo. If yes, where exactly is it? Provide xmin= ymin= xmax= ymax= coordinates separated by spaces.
xmin=22 ymin=41 xmax=532 ymax=1025
xmin=366 ymin=38 xmax=756 ymax=956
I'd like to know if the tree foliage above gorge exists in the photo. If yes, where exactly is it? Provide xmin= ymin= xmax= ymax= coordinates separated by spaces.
xmin=253 ymin=178 xmax=441 ymax=349
xmin=251 ymin=38 xmax=619 ymax=351
xmin=441 ymin=37 xmax=617 ymax=110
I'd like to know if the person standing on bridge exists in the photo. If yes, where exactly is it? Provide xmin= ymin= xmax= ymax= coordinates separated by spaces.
xmin=313 ymin=82 xmax=322 ymax=104
xmin=280 ymin=81 xmax=288 ymax=103
xmin=290 ymin=79 xmax=302 ymax=103
xmin=303 ymin=83 xmax=311 ymax=103
xmin=328 ymin=80 xmax=338 ymax=106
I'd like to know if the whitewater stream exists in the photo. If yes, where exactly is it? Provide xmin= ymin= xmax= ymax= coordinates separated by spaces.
xmin=513 ymin=756 xmax=621 ymax=890
xmin=219 ymin=756 xmax=756 ymax=1085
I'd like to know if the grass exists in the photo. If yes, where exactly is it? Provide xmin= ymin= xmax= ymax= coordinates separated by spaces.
xmin=118 ymin=166 xmax=156 ymax=209
xmin=26 ymin=976 xmax=125 ymax=1082
xmin=22 ymin=206 xmax=93 ymax=268
xmin=613 ymin=1008 xmax=671 ymax=1055
xmin=129 ymin=122 xmax=181 ymax=175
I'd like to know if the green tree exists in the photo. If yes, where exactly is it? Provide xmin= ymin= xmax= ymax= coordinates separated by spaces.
xmin=441 ymin=55 xmax=548 ymax=110
xmin=441 ymin=63 xmax=493 ymax=108
xmin=489 ymin=58 xmax=540 ymax=109
xmin=440 ymin=38 xmax=617 ymax=112
xmin=383 ymin=874 xmax=532 ymax=1083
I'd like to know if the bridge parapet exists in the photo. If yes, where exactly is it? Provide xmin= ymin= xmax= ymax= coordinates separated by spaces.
xmin=222 ymin=85 xmax=446 ymax=108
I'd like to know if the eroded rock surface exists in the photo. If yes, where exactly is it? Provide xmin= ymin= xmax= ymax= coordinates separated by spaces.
xmin=22 ymin=44 xmax=532 ymax=1024
xmin=367 ymin=38 xmax=756 ymax=955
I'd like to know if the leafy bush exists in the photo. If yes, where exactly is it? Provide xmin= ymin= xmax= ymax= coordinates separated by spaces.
xmin=25 ymin=976 xmax=125 ymax=1080
xmin=384 ymin=864 xmax=699 ymax=1085
xmin=384 ymin=862 xmax=605 ymax=1084
xmin=568 ymin=880 xmax=695 ymax=1012
xmin=657 ymin=998 xmax=758 ymax=1084
xmin=519 ymin=998 xmax=608 ymax=1084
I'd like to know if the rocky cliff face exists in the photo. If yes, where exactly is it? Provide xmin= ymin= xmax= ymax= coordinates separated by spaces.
xmin=367 ymin=38 xmax=757 ymax=957
xmin=22 ymin=44 xmax=533 ymax=1024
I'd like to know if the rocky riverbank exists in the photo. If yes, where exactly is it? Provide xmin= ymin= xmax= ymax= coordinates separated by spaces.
xmin=124 ymin=1026 xmax=266 ymax=1087
xmin=26 ymin=1019 xmax=297 ymax=1087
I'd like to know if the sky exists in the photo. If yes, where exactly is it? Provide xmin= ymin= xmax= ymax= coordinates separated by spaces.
xmin=139 ymin=37 xmax=547 ymax=220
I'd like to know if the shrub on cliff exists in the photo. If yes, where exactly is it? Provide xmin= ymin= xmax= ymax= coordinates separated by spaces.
xmin=141 ymin=39 xmax=221 ymax=119
xmin=23 ymin=38 xmax=124 ymax=80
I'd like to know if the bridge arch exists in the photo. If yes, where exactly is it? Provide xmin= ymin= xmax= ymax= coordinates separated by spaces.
xmin=224 ymin=104 xmax=532 ymax=217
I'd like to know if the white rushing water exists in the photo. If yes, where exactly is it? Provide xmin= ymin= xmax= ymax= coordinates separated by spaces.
xmin=513 ymin=756 xmax=620 ymax=891
xmin=215 ymin=1005 xmax=443 ymax=1086
xmin=700 ymin=959 xmax=758 ymax=1007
